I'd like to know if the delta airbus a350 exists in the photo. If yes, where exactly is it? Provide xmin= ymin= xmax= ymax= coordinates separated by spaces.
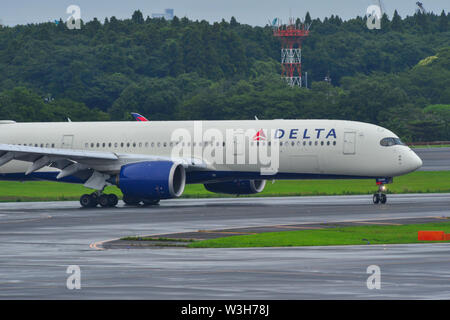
xmin=0 ymin=118 xmax=422 ymax=207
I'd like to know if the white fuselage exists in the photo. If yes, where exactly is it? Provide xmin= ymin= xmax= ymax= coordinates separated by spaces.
xmin=0 ymin=119 xmax=422 ymax=182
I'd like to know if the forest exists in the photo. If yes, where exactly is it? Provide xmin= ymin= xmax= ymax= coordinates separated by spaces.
xmin=0 ymin=9 xmax=449 ymax=141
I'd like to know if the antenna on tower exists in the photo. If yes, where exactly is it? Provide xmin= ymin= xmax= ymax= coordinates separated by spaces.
xmin=273 ymin=16 xmax=310 ymax=87
xmin=416 ymin=1 xmax=427 ymax=14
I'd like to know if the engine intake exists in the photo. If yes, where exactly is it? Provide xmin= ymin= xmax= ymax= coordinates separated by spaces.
xmin=118 ymin=161 xmax=185 ymax=200
xmin=204 ymin=179 xmax=266 ymax=195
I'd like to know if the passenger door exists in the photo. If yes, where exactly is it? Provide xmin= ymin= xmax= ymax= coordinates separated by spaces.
xmin=61 ymin=135 xmax=74 ymax=149
xmin=343 ymin=132 xmax=356 ymax=155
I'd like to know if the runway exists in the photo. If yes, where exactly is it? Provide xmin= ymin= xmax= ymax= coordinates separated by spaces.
xmin=413 ymin=147 xmax=450 ymax=171
xmin=0 ymin=194 xmax=449 ymax=299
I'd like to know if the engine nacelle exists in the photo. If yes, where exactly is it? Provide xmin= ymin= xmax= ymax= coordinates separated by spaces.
xmin=204 ymin=179 xmax=266 ymax=195
xmin=118 ymin=161 xmax=186 ymax=200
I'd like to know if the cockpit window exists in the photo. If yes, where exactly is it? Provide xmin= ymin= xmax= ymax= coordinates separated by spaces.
xmin=380 ymin=137 xmax=405 ymax=147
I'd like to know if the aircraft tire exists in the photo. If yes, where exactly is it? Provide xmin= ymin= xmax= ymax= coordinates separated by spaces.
xmin=80 ymin=194 xmax=98 ymax=208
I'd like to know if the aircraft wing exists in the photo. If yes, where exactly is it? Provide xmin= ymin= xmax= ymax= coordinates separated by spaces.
xmin=0 ymin=144 xmax=208 ymax=187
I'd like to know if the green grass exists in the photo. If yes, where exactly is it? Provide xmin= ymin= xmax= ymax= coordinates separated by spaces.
xmin=0 ymin=171 xmax=448 ymax=202
xmin=121 ymin=237 xmax=195 ymax=242
xmin=411 ymin=144 xmax=450 ymax=148
xmin=188 ymin=222 xmax=450 ymax=248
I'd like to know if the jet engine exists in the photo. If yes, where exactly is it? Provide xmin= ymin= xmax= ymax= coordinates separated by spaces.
xmin=204 ymin=179 xmax=266 ymax=195
xmin=118 ymin=161 xmax=186 ymax=200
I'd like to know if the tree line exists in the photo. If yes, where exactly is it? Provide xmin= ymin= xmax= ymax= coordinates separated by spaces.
xmin=0 ymin=9 xmax=449 ymax=141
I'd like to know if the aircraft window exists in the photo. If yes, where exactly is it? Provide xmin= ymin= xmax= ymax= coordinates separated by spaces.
xmin=333 ymin=141 xmax=336 ymax=146
xmin=291 ymin=141 xmax=295 ymax=146
xmin=380 ymin=137 xmax=405 ymax=147
xmin=327 ymin=141 xmax=330 ymax=146
xmin=170 ymin=142 xmax=173 ymax=147
xmin=96 ymin=143 xmax=100 ymax=148
xmin=91 ymin=143 xmax=94 ymax=148
xmin=268 ymin=141 xmax=271 ymax=146
xmin=157 ymin=142 xmax=161 ymax=147
xmin=163 ymin=142 xmax=167 ymax=147
xmin=108 ymin=143 xmax=112 ymax=147
xmin=115 ymin=143 xmax=118 ymax=148
xmin=280 ymin=142 xmax=283 ymax=146
xmin=52 ymin=144 xmax=55 ymax=148
xmin=321 ymin=141 xmax=324 ymax=146
xmin=314 ymin=141 xmax=318 ymax=146
xmin=222 ymin=142 xmax=225 ymax=147
xmin=309 ymin=141 xmax=312 ymax=146
xmin=303 ymin=141 xmax=306 ymax=146
xmin=121 ymin=143 xmax=124 ymax=147
xmin=145 ymin=142 xmax=148 ymax=147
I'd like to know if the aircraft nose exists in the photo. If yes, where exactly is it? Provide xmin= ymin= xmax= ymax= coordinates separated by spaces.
xmin=408 ymin=150 xmax=423 ymax=171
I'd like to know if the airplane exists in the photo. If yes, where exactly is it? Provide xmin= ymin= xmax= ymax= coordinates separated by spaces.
xmin=0 ymin=119 xmax=422 ymax=208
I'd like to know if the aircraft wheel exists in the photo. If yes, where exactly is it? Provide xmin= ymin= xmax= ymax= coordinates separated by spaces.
xmin=108 ymin=194 xmax=119 ymax=207
xmin=123 ymin=195 xmax=141 ymax=206
xmin=80 ymin=194 xmax=98 ymax=208
xmin=98 ymin=194 xmax=110 ymax=207
xmin=142 ymin=199 xmax=160 ymax=206
xmin=373 ymin=194 xmax=380 ymax=204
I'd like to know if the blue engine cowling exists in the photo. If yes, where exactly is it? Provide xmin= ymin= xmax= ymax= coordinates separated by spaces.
xmin=118 ymin=161 xmax=186 ymax=200
xmin=204 ymin=179 xmax=266 ymax=195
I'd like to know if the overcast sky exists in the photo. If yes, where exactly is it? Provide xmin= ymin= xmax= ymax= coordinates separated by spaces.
xmin=0 ymin=0 xmax=448 ymax=26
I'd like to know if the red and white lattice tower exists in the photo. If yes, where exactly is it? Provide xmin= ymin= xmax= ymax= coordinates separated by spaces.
xmin=273 ymin=18 xmax=310 ymax=87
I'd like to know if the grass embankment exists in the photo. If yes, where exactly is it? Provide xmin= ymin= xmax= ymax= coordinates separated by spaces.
xmin=188 ymin=222 xmax=450 ymax=248
xmin=410 ymin=144 xmax=450 ymax=148
xmin=0 ymin=171 xmax=448 ymax=202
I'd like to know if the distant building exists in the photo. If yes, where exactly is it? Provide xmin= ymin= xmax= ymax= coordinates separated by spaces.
xmin=151 ymin=9 xmax=174 ymax=20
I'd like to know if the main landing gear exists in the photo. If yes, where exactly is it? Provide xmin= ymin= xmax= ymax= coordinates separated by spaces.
xmin=80 ymin=192 xmax=118 ymax=208
xmin=123 ymin=195 xmax=160 ymax=206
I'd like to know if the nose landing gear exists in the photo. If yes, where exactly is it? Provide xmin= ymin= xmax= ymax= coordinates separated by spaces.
xmin=373 ymin=178 xmax=392 ymax=205
xmin=373 ymin=188 xmax=387 ymax=204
